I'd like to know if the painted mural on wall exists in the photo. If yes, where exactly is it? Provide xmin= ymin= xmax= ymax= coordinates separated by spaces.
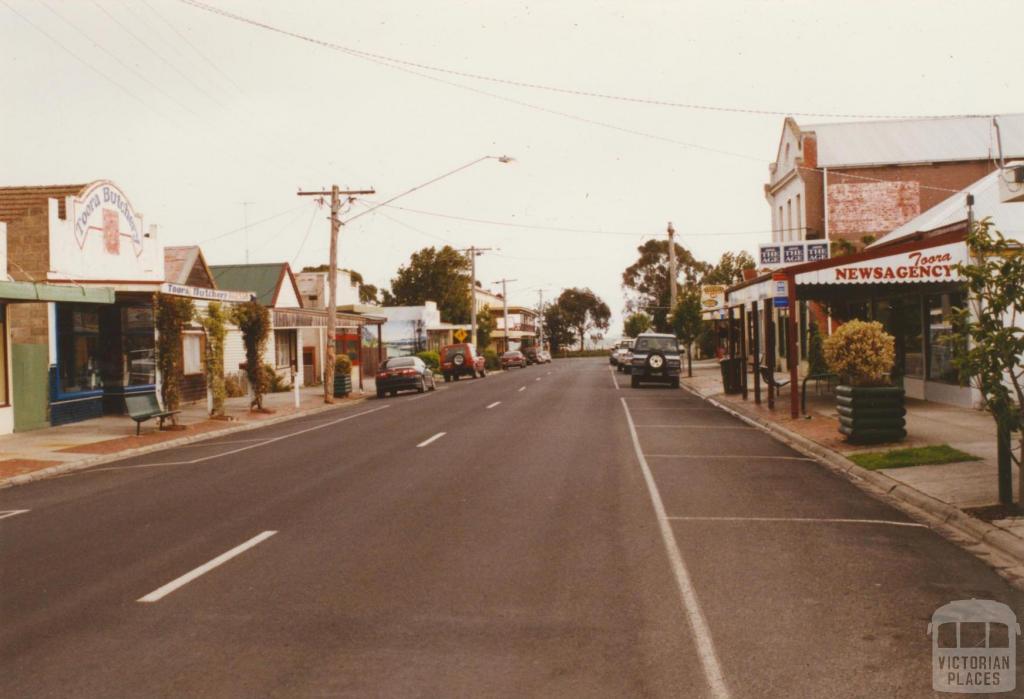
xmin=49 ymin=180 xmax=162 ymax=282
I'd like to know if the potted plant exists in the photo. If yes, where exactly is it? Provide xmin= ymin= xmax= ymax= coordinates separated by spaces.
xmin=334 ymin=354 xmax=353 ymax=398
xmin=823 ymin=320 xmax=906 ymax=444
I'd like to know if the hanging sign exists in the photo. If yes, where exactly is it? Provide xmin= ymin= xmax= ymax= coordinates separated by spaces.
xmin=161 ymin=283 xmax=252 ymax=303
xmin=700 ymin=284 xmax=727 ymax=310
xmin=772 ymin=273 xmax=789 ymax=309
xmin=794 ymin=241 xmax=968 ymax=285
xmin=760 ymin=240 xmax=830 ymax=269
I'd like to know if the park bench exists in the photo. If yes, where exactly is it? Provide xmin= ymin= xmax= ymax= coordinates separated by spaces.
xmin=759 ymin=365 xmax=791 ymax=399
xmin=125 ymin=392 xmax=180 ymax=435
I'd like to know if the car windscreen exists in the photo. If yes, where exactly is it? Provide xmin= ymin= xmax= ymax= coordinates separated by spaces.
xmin=635 ymin=337 xmax=679 ymax=352
xmin=383 ymin=357 xmax=416 ymax=369
xmin=502 ymin=352 xmax=520 ymax=358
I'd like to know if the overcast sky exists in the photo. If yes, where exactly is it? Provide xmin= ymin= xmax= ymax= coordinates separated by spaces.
xmin=2 ymin=0 xmax=1021 ymax=336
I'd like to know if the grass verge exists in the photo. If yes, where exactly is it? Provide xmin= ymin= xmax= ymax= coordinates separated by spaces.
xmin=849 ymin=444 xmax=982 ymax=471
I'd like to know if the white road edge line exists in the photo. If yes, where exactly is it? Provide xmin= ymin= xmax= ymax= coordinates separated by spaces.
xmin=621 ymin=397 xmax=730 ymax=698
xmin=0 ymin=509 xmax=30 ymax=520
xmin=666 ymin=516 xmax=926 ymax=528
xmin=645 ymin=454 xmax=814 ymax=462
xmin=486 ymin=401 xmax=501 ymax=410
xmin=633 ymin=425 xmax=756 ymax=430
xmin=138 ymin=530 xmax=277 ymax=603
xmin=608 ymin=365 xmax=620 ymax=390
xmin=417 ymin=432 xmax=447 ymax=448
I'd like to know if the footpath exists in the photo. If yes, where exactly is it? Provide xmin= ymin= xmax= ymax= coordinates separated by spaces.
xmin=0 ymin=380 xmax=376 ymax=488
xmin=680 ymin=359 xmax=1024 ymax=586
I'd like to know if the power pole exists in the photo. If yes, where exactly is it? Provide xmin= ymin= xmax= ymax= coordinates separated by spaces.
xmin=240 ymin=201 xmax=254 ymax=264
xmin=537 ymin=289 xmax=545 ymax=350
xmin=297 ymin=185 xmax=375 ymax=403
xmin=667 ymin=221 xmax=678 ymax=311
xmin=459 ymin=246 xmax=493 ymax=347
xmin=494 ymin=278 xmax=517 ymax=352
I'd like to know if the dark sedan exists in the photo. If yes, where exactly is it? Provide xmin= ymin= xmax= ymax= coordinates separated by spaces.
xmin=375 ymin=356 xmax=437 ymax=398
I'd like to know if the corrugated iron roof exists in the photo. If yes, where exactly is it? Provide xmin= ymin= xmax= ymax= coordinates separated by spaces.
xmin=210 ymin=263 xmax=286 ymax=306
xmin=805 ymin=114 xmax=1024 ymax=168
xmin=0 ymin=183 xmax=88 ymax=223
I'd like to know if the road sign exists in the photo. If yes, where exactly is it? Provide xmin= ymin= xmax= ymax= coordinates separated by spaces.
xmin=453 ymin=328 xmax=469 ymax=343
xmin=772 ymin=273 xmax=789 ymax=309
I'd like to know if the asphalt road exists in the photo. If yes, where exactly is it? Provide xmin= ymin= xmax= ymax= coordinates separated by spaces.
xmin=2 ymin=358 xmax=1023 ymax=697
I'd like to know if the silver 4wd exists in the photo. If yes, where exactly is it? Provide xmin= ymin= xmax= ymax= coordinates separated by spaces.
xmin=629 ymin=333 xmax=682 ymax=388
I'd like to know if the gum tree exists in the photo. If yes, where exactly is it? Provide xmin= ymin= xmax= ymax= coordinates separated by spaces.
xmin=669 ymin=288 xmax=703 ymax=377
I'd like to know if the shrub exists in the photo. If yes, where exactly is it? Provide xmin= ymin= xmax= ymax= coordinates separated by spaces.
xmin=807 ymin=320 xmax=828 ymax=376
xmin=224 ymin=372 xmax=246 ymax=398
xmin=823 ymin=320 xmax=895 ymax=386
xmin=334 ymin=353 xmax=352 ymax=375
xmin=416 ymin=350 xmax=440 ymax=372
xmin=200 ymin=301 xmax=228 ymax=417
xmin=231 ymin=301 xmax=271 ymax=409
xmin=265 ymin=364 xmax=290 ymax=393
xmin=483 ymin=349 xmax=501 ymax=371
xmin=154 ymin=293 xmax=195 ymax=415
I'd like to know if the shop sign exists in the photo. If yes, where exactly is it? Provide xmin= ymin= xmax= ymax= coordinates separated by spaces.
xmin=160 ymin=283 xmax=252 ymax=304
xmin=797 ymin=241 xmax=968 ymax=285
xmin=760 ymin=240 xmax=830 ymax=268
xmin=772 ymin=273 xmax=789 ymax=308
xmin=700 ymin=284 xmax=727 ymax=310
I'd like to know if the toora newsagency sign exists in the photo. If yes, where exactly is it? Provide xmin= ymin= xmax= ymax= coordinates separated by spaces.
xmin=796 ymin=241 xmax=968 ymax=286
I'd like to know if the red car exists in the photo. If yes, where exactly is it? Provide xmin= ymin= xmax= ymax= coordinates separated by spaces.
xmin=440 ymin=343 xmax=486 ymax=382
xmin=500 ymin=350 xmax=528 ymax=369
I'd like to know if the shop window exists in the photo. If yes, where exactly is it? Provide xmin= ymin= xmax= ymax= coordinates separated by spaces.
xmin=182 ymin=333 xmax=205 ymax=375
xmin=275 ymin=329 xmax=297 ymax=369
xmin=927 ymin=292 xmax=965 ymax=384
xmin=122 ymin=306 xmax=155 ymax=386
xmin=0 ymin=305 xmax=7 ymax=405
xmin=57 ymin=305 xmax=102 ymax=393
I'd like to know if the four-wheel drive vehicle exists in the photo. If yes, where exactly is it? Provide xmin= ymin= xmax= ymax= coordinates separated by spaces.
xmin=501 ymin=350 xmax=528 ymax=369
xmin=629 ymin=333 xmax=682 ymax=388
xmin=440 ymin=343 xmax=486 ymax=382
xmin=376 ymin=356 xmax=437 ymax=398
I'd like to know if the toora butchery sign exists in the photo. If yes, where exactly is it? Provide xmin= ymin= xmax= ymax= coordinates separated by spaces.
xmin=796 ymin=241 xmax=968 ymax=285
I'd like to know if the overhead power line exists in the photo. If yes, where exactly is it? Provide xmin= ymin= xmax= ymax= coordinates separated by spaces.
xmin=178 ymin=0 xmax=984 ymax=121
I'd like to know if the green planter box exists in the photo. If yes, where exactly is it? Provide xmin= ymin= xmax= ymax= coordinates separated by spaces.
xmin=333 ymin=374 xmax=352 ymax=398
xmin=835 ymin=385 xmax=906 ymax=444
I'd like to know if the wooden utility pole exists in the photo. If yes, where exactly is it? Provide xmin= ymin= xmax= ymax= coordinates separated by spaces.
xmin=667 ymin=221 xmax=678 ymax=311
xmin=537 ymin=289 xmax=545 ymax=350
xmin=458 ymin=246 xmax=493 ymax=347
xmin=297 ymin=185 xmax=375 ymax=403
xmin=494 ymin=278 xmax=517 ymax=352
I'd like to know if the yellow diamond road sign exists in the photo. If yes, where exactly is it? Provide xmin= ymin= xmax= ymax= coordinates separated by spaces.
xmin=453 ymin=328 xmax=469 ymax=343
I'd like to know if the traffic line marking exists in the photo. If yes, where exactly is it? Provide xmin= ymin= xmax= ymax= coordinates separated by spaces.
xmin=621 ymin=397 xmax=730 ymax=698
xmin=518 ymin=386 xmax=526 ymax=392
xmin=486 ymin=401 xmax=501 ymax=409
xmin=138 ymin=531 xmax=277 ymax=603
xmin=646 ymin=454 xmax=814 ymax=461
xmin=634 ymin=424 xmax=756 ymax=429
xmin=535 ymin=377 xmax=542 ymax=382
xmin=0 ymin=509 xmax=29 ymax=520
xmin=608 ymin=365 xmax=620 ymax=390
xmin=666 ymin=516 xmax=926 ymax=528
xmin=417 ymin=432 xmax=446 ymax=448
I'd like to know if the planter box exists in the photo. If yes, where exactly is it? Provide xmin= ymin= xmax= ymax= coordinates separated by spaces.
xmin=835 ymin=385 xmax=906 ymax=444
xmin=333 ymin=374 xmax=352 ymax=398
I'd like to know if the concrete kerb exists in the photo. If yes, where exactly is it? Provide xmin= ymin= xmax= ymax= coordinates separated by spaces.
xmin=677 ymin=383 xmax=1024 ymax=584
xmin=0 ymin=395 xmax=369 ymax=489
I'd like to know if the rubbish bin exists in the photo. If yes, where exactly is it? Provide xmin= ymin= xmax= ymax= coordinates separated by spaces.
xmin=720 ymin=358 xmax=743 ymax=395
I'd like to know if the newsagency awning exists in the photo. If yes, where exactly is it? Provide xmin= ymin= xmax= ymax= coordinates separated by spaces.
xmin=794 ymin=240 xmax=967 ymax=286
xmin=0 ymin=280 xmax=115 ymax=304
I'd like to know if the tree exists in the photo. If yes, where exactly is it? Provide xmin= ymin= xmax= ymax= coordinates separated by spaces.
xmin=232 ymin=300 xmax=272 ymax=411
xmin=623 ymin=312 xmax=652 ymax=338
xmin=669 ymin=288 xmax=703 ymax=377
xmin=200 ymin=301 xmax=229 ymax=418
xmin=154 ymin=293 xmax=195 ymax=418
xmin=622 ymin=239 xmax=710 ymax=332
xmin=952 ymin=219 xmax=1024 ymax=505
xmin=702 ymin=251 xmax=756 ymax=286
xmin=557 ymin=287 xmax=611 ymax=352
xmin=359 ymin=284 xmax=379 ymax=305
xmin=388 ymin=246 xmax=472 ymax=323
xmin=476 ymin=304 xmax=496 ymax=352
xmin=542 ymin=303 xmax=575 ymax=354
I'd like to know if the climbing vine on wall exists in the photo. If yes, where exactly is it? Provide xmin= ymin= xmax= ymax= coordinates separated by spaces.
xmin=231 ymin=300 xmax=271 ymax=410
xmin=154 ymin=293 xmax=196 ymax=415
xmin=200 ymin=301 xmax=228 ymax=417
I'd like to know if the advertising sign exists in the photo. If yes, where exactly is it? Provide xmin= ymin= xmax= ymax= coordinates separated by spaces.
xmin=795 ymin=241 xmax=968 ymax=285
xmin=700 ymin=284 xmax=727 ymax=311
xmin=760 ymin=240 xmax=831 ymax=269
xmin=772 ymin=273 xmax=789 ymax=309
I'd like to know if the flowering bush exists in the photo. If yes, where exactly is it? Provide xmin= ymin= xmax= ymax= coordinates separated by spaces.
xmin=823 ymin=320 xmax=895 ymax=386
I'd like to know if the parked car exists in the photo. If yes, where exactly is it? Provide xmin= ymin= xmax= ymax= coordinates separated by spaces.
xmin=501 ymin=350 xmax=528 ymax=369
xmin=522 ymin=346 xmax=540 ymax=364
xmin=536 ymin=349 xmax=552 ymax=364
xmin=440 ymin=343 xmax=486 ymax=382
xmin=629 ymin=333 xmax=682 ymax=388
xmin=375 ymin=356 xmax=437 ymax=398
xmin=612 ymin=339 xmax=635 ymax=371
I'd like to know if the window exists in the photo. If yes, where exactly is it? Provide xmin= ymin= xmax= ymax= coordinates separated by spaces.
xmin=122 ymin=306 xmax=155 ymax=386
xmin=796 ymin=194 xmax=802 ymax=239
xmin=927 ymin=292 xmax=965 ymax=384
xmin=56 ymin=304 xmax=102 ymax=393
xmin=786 ymin=199 xmax=792 ymax=241
xmin=274 ymin=329 xmax=297 ymax=369
xmin=0 ymin=305 xmax=7 ymax=405
xmin=182 ymin=334 xmax=204 ymax=375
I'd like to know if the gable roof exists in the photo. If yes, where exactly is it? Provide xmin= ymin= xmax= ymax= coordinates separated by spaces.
xmin=801 ymin=114 xmax=1024 ymax=169
xmin=209 ymin=262 xmax=302 ymax=307
xmin=0 ymin=183 xmax=89 ymax=223
xmin=163 ymin=245 xmax=217 ymax=287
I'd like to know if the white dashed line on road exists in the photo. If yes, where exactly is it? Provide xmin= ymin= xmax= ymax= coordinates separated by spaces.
xmin=535 ymin=377 xmax=542 ymax=382
xmin=417 ymin=432 xmax=447 ymax=448
xmin=486 ymin=401 xmax=501 ymax=410
xmin=0 ymin=509 xmax=30 ymax=521
xmin=667 ymin=516 xmax=926 ymax=528
xmin=138 ymin=530 xmax=277 ymax=603
xmin=621 ymin=397 xmax=731 ymax=699
xmin=518 ymin=386 xmax=526 ymax=392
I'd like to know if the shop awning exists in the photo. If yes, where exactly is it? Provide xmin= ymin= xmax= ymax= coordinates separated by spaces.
xmin=0 ymin=280 xmax=115 ymax=304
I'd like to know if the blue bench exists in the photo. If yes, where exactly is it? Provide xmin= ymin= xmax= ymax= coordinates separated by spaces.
xmin=125 ymin=393 xmax=180 ymax=435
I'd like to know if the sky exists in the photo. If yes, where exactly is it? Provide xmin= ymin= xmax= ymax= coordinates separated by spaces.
xmin=2 ymin=0 xmax=1021 ymax=338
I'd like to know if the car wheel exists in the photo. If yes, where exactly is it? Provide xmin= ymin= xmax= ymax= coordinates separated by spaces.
xmin=444 ymin=374 xmax=451 ymax=383
xmin=671 ymin=377 xmax=680 ymax=389
xmin=429 ymin=376 xmax=437 ymax=391
xmin=376 ymin=389 xmax=385 ymax=399
xmin=454 ymin=374 xmax=460 ymax=381
xmin=630 ymin=376 xmax=640 ymax=389
xmin=417 ymin=377 xmax=426 ymax=393
xmin=480 ymin=368 xmax=487 ymax=377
